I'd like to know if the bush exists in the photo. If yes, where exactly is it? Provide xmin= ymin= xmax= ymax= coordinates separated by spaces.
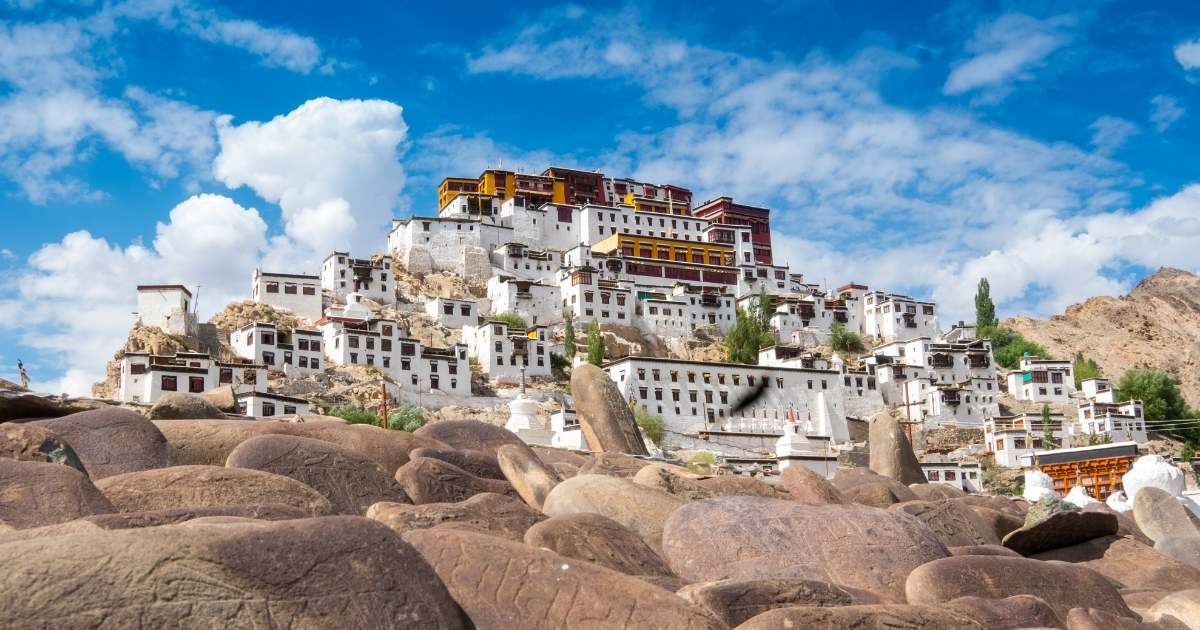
xmin=829 ymin=321 xmax=863 ymax=352
xmin=687 ymin=451 xmax=718 ymax=474
xmin=635 ymin=406 xmax=665 ymax=446
xmin=550 ymin=352 xmax=571 ymax=379
xmin=492 ymin=311 xmax=528 ymax=331
xmin=586 ymin=321 xmax=605 ymax=366
xmin=327 ymin=405 xmax=381 ymax=426
xmin=387 ymin=405 xmax=425 ymax=432
xmin=1116 ymin=368 xmax=1196 ymax=427
xmin=980 ymin=325 xmax=1049 ymax=370
xmin=1073 ymin=352 xmax=1102 ymax=388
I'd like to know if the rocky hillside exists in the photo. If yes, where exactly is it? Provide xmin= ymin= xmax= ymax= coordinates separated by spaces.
xmin=1006 ymin=267 xmax=1200 ymax=406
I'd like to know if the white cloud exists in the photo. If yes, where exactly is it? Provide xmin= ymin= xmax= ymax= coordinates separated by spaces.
xmin=213 ymin=97 xmax=407 ymax=260
xmin=1088 ymin=115 xmax=1138 ymax=155
xmin=943 ymin=13 xmax=1073 ymax=98
xmin=1150 ymin=94 xmax=1185 ymax=132
xmin=0 ymin=194 xmax=267 ymax=395
xmin=1175 ymin=39 xmax=1200 ymax=70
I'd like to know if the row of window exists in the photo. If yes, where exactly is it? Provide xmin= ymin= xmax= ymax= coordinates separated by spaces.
xmin=264 ymin=282 xmax=317 ymax=295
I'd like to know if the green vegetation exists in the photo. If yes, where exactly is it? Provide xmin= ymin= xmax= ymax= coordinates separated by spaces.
xmin=387 ymin=405 xmax=425 ymax=432
xmin=724 ymin=294 xmax=776 ymax=365
xmin=326 ymin=405 xmax=381 ymax=426
xmin=687 ymin=451 xmax=718 ymax=474
xmin=1073 ymin=352 xmax=1103 ymax=388
xmin=1086 ymin=433 xmax=1114 ymax=446
xmin=829 ymin=321 xmax=864 ymax=353
xmin=1115 ymin=368 xmax=1200 ymax=448
xmin=586 ymin=320 xmax=605 ymax=366
xmin=979 ymin=324 xmax=1049 ymax=370
xmin=975 ymin=278 xmax=997 ymax=330
xmin=550 ymin=352 xmax=571 ymax=379
xmin=492 ymin=311 xmax=528 ymax=331
xmin=563 ymin=316 xmax=577 ymax=361
xmin=635 ymin=406 xmax=665 ymax=446
xmin=1040 ymin=404 xmax=1055 ymax=450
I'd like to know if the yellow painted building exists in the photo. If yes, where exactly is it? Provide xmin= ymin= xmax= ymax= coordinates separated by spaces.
xmin=591 ymin=233 xmax=733 ymax=266
xmin=440 ymin=170 xmax=567 ymax=209
xmin=623 ymin=192 xmax=689 ymax=216
xmin=438 ymin=177 xmax=480 ymax=209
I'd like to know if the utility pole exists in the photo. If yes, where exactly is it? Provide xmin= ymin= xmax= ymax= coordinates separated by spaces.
xmin=379 ymin=381 xmax=389 ymax=431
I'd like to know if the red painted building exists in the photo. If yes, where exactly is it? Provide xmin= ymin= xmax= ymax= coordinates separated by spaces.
xmin=543 ymin=167 xmax=607 ymax=206
xmin=692 ymin=197 xmax=773 ymax=265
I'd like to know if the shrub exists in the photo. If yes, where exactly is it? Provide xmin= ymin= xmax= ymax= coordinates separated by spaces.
xmin=829 ymin=321 xmax=863 ymax=352
xmin=635 ymin=406 xmax=666 ymax=446
xmin=1073 ymin=352 xmax=1102 ymax=388
xmin=687 ymin=451 xmax=718 ymax=474
xmin=387 ymin=405 xmax=425 ymax=432
xmin=980 ymin=325 xmax=1049 ymax=370
xmin=327 ymin=405 xmax=381 ymax=426
xmin=586 ymin=321 xmax=605 ymax=366
xmin=492 ymin=311 xmax=528 ymax=331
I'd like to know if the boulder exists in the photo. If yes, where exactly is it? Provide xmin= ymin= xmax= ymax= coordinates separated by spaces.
xmin=1148 ymin=589 xmax=1200 ymax=630
xmin=289 ymin=422 xmax=434 ymax=475
xmin=1135 ymin=486 xmax=1200 ymax=543
xmin=950 ymin=544 xmax=1023 ymax=557
xmin=1024 ymin=494 xmax=1076 ymax=525
xmin=542 ymin=474 xmax=684 ymax=554
xmin=32 ymin=407 xmax=169 ymax=479
xmin=394 ymin=456 xmax=516 ymax=504
xmin=1033 ymin=535 xmax=1200 ymax=592
xmin=843 ymin=481 xmax=916 ymax=507
xmin=147 ymin=392 xmax=226 ymax=419
xmin=1067 ymin=607 xmax=1191 ymax=630
xmin=735 ymin=604 xmax=982 ymax=629
xmin=662 ymin=497 xmax=948 ymax=602
xmin=552 ymin=462 xmax=580 ymax=478
xmin=905 ymin=555 xmax=1137 ymax=619
xmin=633 ymin=463 xmax=714 ymax=501
xmin=524 ymin=512 xmax=674 ymax=577
xmin=496 ymin=443 xmax=561 ymax=510
xmin=960 ymin=494 xmax=1026 ymax=517
xmin=1002 ymin=509 xmax=1119 ymax=555
xmin=910 ymin=482 xmax=966 ymax=500
xmin=970 ymin=505 xmax=1026 ymax=539
xmin=367 ymin=493 xmax=544 ymax=542
xmin=409 ymin=446 xmax=504 ymax=479
xmin=1085 ymin=502 xmax=1153 ymax=544
xmin=0 ymin=388 xmax=107 ymax=421
xmin=1124 ymin=454 xmax=1186 ymax=499
xmin=412 ymin=419 xmax=525 ymax=455
xmin=1155 ymin=535 xmax=1200 ymax=570
xmin=639 ymin=575 xmax=689 ymax=592
xmin=577 ymin=451 xmax=650 ymax=477
xmin=890 ymin=499 xmax=1000 ymax=547
xmin=697 ymin=475 xmax=784 ymax=498
xmin=226 ymin=434 xmax=408 ymax=515
xmin=867 ymin=409 xmax=926 ymax=485
xmin=199 ymin=385 xmax=238 ymax=413
xmin=82 ymin=504 xmax=311 ymax=529
xmin=529 ymin=445 xmax=591 ymax=468
xmin=779 ymin=465 xmax=846 ymax=503
xmin=0 ymin=459 xmax=113 ymax=528
xmin=677 ymin=578 xmax=856 ymax=627
xmin=0 ymin=423 xmax=85 ymax=472
xmin=403 ymin=527 xmax=722 ymax=630
xmin=95 ymin=465 xmax=332 ymax=515
xmin=0 ymin=516 xmax=466 ymax=629
xmin=569 ymin=363 xmax=649 ymax=455
xmin=1025 ymin=469 xmax=1058 ymax=502
xmin=1065 ymin=485 xmax=1101 ymax=508
xmin=945 ymin=595 xmax=1064 ymax=630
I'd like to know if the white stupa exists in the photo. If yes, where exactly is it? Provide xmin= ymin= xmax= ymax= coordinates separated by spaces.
xmin=1023 ymin=469 xmax=1057 ymax=502
xmin=505 ymin=367 xmax=552 ymax=446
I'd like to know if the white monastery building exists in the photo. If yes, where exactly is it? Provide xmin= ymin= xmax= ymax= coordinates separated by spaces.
xmin=136 ymin=285 xmax=197 ymax=337
xmin=463 ymin=321 xmax=552 ymax=383
xmin=229 ymin=322 xmax=323 ymax=376
xmin=118 ymin=351 xmax=266 ymax=404
xmin=321 ymin=252 xmax=395 ymax=304
xmin=251 ymin=270 xmax=322 ymax=323
xmin=1006 ymin=355 xmax=1076 ymax=403
xmin=424 ymin=297 xmax=478 ymax=328
xmin=236 ymin=391 xmax=311 ymax=417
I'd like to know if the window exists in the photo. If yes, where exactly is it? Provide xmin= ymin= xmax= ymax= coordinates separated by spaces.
xmin=449 ymin=362 xmax=458 ymax=375
xmin=944 ymin=471 xmax=957 ymax=481
xmin=161 ymin=375 xmax=177 ymax=391
xmin=366 ymin=338 xmax=375 ymax=350
xmin=189 ymin=376 xmax=204 ymax=393
xmin=131 ymin=363 xmax=147 ymax=375
xmin=444 ymin=303 xmax=454 ymax=315
xmin=349 ymin=336 xmax=360 ymax=349
xmin=310 ymin=341 xmax=320 ymax=352
xmin=927 ymin=470 xmax=940 ymax=481
xmin=244 ymin=369 xmax=257 ymax=384
xmin=283 ymin=351 xmax=293 ymax=365
xmin=262 ymin=352 xmax=275 ymax=365
xmin=265 ymin=282 xmax=279 ymax=293
xmin=284 ymin=284 xmax=297 ymax=294
xmin=350 ymin=352 xmax=358 ymax=363
xmin=262 ymin=332 xmax=275 ymax=345
xmin=431 ymin=375 xmax=440 ymax=390
xmin=382 ymin=325 xmax=393 ymax=337
xmin=299 ymin=357 xmax=308 ymax=368
xmin=460 ymin=305 xmax=471 ymax=316
xmin=381 ymin=339 xmax=392 ymax=352
xmin=219 ymin=368 xmax=232 ymax=383
xmin=284 ymin=405 xmax=297 ymax=415
xmin=298 ymin=339 xmax=309 ymax=351
xmin=382 ymin=357 xmax=390 ymax=368
xmin=303 ymin=286 xmax=316 ymax=295
xmin=262 ymin=402 xmax=275 ymax=417
xmin=366 ymin=355 xmax=375 ymax=366
xmin=401 ymin=359 xmax=410 ymax=371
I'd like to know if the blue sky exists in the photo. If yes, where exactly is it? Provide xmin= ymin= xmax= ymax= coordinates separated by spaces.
xmin=1 ymin=0 xmax=1199 ymax=394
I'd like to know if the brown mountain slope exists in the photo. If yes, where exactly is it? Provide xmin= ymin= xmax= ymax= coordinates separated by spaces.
xmin=1005 ymin=267 xmax=1200 ymax=407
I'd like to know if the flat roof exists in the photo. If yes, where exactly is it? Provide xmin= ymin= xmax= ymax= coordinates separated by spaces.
xmin=137 ymin=284 xmax=192 ymax=296
xmin=603 ymin=355 xmax=839 ymax=376
xmin=258 ymin=271 xmax=318 ymax=280
xmin=236 ymin=391 xmax=310 ymax=404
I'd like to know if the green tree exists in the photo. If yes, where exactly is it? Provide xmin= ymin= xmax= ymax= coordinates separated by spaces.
xmin=387 ymin=405 xmax=425 ymax=432
xmin=975 ymin=278 xmax=997 ymax=330
xmin=563 ymin=316 xmax=577 ymax=360
xmin=983 ymin=326 xmax=1049 ymax=370
xmin=829 ymin=321 xmax=864 ymax=352
xmin=492 ymin=311 xmax=528 ymax=331
xmin=1073 ymin=352 xmax=1103 ymax=389
xmin=586 ymin=320 xmax=605 ymax=366
xmin=754 ymin=287 xmax=773 ymax=333
xmin=1040 ymin=404 xmax=1055 ymax=450
xmin=1116 ymin=368 xmax=1194 ymax=424
xmin=724 ymin=309 xmax=761 ymax=364
xmin=634 ymin=406 xmax=666 ymax=446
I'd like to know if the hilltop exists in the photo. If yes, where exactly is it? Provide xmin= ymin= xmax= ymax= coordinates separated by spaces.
xmin=1006 ymin=267 xmax=1200 ymax=406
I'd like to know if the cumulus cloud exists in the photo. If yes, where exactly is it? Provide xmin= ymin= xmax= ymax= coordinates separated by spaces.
xmin=213 ymin=97 xmax=407 ymax=261
xmin=1150 ymin=94 xmax=1185 ymax=132
xmin=943 ymin=13 xmax=1074 ymax=98
xmin=1089 ymin=115 xmax=1138 ymax=155
xmin=1175 ymin=39 xmax=1200 ymax=70
xmin=0 ymin=194 xmax=267 ymax=395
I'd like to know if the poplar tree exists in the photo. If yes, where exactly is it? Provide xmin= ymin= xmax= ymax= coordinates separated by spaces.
xmin=586 ymin=321 xmax=605 ymax=366
xmin=563 ymin=316 xmax=576 ymax=360
xmin=975 ymin=278 xmax=998 ymax=331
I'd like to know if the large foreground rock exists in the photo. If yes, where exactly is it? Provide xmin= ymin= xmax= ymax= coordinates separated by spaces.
xmin=82 ymin=504 xmax=310 ymax=529
xmin=148 ymin=392 xmax=226 ymax=419
xmin=891 ymin=499 xmax=1000 ymax=547
xmin=678 ymin=578 xmax=856 ymax=626
xmin=395 ymin=456 xmax=515 ymax=504
xmin=662 ymin=497 xmax=948 ymax=602
xmin=905 ymin=555 xmax=1136 ymax=618
xmin=542 ymin=474 xmax=684 ymax=554
xmin=1149 ymin=589 xmax=1200 ymax=630
xmin=570 ymin=363 xmax=649 ymax=455
xmin=577 ymin=451 xmax=651 ymax=477
xmin=1155 ymin=535 xmax=1200 ymax=569
xmin=497 ymin=443 xmax=561 ymax=510
xmin=412 ymin=419 xmax=525 ymax=455
xmin=736 ymin=604 xmax=982 ymax=629
xmin=404 ymin=527 xmax=721 ymax=629
xmin=0 ymin=423 xmax=85 ymax=472
xmin=697 ymin=475 xmax=784 ymax=498
xmin=524 ymin=512 xmax=674 ymax=577
xmin=367 ymin=493 xmax=544 ymax=541
xmin=95 ymin=465 xmax=332 ymax=515
xmin=409 ymin=446 xmax=504 ymax=479
xmin=227 ymin=434 xmax=407 ymax=515
xmin=1033 ymin=535 xmax=1200 ymax=592
xmin=868 ymin=410 xmax=926 ymax=485
xmin=1002 ymin=509 xmax=1119 ymax=555
xmin=0 ymin=459 xmax=113 ymax=528
xmin=33 ymin=407 xmax=169 ymax=479
xmin=633 ymin=463 xmax=714 ymax=501
xmin=0 ymin=516 xmax=466 ymax=629
xmin=831 ymin=467 xmax=919 ymax=507
xmin=1135 ymin=486 xmax=1200 ymax=543
xmin=779 ymin=465 xmax=846 ymax=503
xmin=945 ymin=595 xmax=1064 ymax=630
